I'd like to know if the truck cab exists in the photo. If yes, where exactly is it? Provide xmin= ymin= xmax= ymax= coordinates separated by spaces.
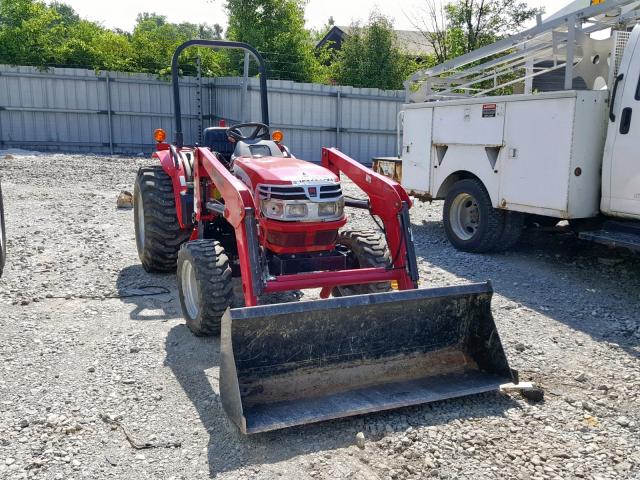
xmin=602 ymin=25 xmax=640 ymax=220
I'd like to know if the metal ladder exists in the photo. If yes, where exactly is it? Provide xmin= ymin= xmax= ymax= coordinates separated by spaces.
xmin=405 ymin=0 xmax=640 ymax=103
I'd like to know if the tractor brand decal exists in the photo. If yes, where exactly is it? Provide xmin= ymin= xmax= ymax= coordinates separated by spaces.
xmin=291 ymin=176 xmax=336 ymax=184
xmin=482 ymin=103 xmax=497 ymax=118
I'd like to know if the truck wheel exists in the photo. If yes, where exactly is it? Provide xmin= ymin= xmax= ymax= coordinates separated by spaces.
xmin=443 ymin=179 xmax=505 ymax=253
xmin=177 ymin=240 xmax=233 ymax=336
xmin=0 ymin=181 xmax=6 ymax=278
xmin=494 ymin=211 xmax=525 ymax=251
xmin=333 ymin=230 xmax=392 ymax=297
xmin=134 ymin=166 xmax=191 ymax=272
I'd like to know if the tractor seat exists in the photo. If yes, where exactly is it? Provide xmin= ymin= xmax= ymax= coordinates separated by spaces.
xmin=204 ymin=127 xmax=235 ymax=163
xmin=233 ymin=139 xmax=284 ymax=159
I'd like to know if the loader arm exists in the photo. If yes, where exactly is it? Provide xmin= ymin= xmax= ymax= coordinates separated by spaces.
xmin=321 ymin=147 xmax=418 ymax=289
xmin=194 ymin=147 xmax=263 ymax=306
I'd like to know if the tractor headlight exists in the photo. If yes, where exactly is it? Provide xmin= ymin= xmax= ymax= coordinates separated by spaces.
xmin=286 ymin=204 xmax=308 ymax=218
xmin=318 ymin=199 xmax=344 ymax=217
xmin=261 ymin=199 xmax=285 ymax=219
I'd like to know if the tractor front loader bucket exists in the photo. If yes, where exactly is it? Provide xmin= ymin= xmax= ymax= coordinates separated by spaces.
xmin=220 ymin=282 xmax=516 ymax=434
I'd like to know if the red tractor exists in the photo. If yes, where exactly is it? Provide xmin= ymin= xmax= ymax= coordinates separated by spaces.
xmin=133 ymin=40 xmax=516 ymax=434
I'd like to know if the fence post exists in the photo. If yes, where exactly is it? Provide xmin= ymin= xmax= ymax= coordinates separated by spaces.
xmin=241 ymin=52 xmax=250 ymax=122
xmin=209 ymin=80 xmax=215 ymax=126
xmin=336 ymin=91 xmax=342 ymax=150
xmin=105 ymin=73 xmax=114 ymax=155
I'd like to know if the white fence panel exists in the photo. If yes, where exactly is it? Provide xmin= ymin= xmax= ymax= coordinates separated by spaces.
xmin=0 ymin=65 xmax=404 ymax=163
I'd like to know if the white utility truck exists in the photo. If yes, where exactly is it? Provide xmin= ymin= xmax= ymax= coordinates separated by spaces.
xmin=398 ymin=0 xmax=640 ymax=252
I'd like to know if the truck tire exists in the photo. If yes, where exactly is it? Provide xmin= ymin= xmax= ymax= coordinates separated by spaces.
xmin=494 ymin=211 xmax=525 ymax=251
xmin=134 ymin=166 xmax=191 ymax=272
xmin=443 ymin=179 xmax=505 ymax=253
xmin=333 ymin=229 xmax=392 ymax=297
xmin=0 ymin=181 xmax=6 ymax=278
xmin=177 ymin=240 xmax=233 ymax=336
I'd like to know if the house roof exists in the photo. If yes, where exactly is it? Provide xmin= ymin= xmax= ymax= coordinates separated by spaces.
xmin=316 ymin=25 xmax=434 ymax=57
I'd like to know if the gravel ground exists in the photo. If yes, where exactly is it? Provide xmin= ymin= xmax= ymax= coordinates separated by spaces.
xmin=0 ymin=152 xmax=638 ymax=480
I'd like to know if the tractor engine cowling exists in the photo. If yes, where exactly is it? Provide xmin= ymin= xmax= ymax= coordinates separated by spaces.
xmin=232 ymin=156 xmax=348 ymax=253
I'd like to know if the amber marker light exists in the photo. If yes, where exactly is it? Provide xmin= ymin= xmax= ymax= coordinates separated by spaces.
xmin=153 ymin=128 xmax=167 ymax=143
xmin=272 ymin=130 xmax=284 ymax=143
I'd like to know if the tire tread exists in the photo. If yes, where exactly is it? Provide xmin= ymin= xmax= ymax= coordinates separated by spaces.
xmin=134 ymin=166 xmax=191 ymax=272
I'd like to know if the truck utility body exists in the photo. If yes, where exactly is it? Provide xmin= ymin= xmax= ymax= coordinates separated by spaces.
xmin=399 ymin=0 xmax=640 ymax=253
xmin=402 ymin=90 xmax=608 ymax=219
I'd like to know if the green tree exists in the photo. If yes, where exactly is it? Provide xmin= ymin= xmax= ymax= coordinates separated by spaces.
xmin=0 ymin=1 xmax=228 ymax=75
xmin=332 ymin=13 xmax=414 ymax=90
xmin=0 ymin=0 xmax=66 ymax=66
xmin=130 ymin=12 xmax=231 ymax=76
xmin=416 ymin=0 xmax=543 ymax=63
xmin=225 ymin=0 xmax=321 ymax=82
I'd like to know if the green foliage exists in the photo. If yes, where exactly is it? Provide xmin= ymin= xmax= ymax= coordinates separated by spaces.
xmin=424 ymin=0 xmax=543 ymax=63
xmin=0 ymin=0 xmax=228 ymax=75
xmin=225 ymin=0 xmax=321 ymax=82
xmin=0 ymin=0 xmax=64 ymax=66
xmin=0 ymin=0 xmax=541 ymax=90
xmin=331 ymin=13 xmax=415 ymax=90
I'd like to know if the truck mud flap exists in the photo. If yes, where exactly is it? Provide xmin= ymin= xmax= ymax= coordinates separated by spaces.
xmin=220 ymin=282 xmax=515 ymax=434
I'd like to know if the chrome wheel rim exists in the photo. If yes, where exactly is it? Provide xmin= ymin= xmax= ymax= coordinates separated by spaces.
xmin=135 ymin=193 xmax=145 ymax=252
xmin=181 ymin=260 xmax=200 ymax=319
xmin=449 ymin=193 xmax=480 ymax=241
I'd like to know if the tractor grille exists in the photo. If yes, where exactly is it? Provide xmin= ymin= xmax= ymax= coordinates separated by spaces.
xmin=258 ymin=184 xmax=342 ymax=201
xmin=258 ymin=185 xmax=307 ymax=201
xmin=319 ymin=185 xmax=342 ymax=199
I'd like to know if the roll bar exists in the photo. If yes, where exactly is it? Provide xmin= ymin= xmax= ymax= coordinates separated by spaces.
xmin=171 ymin=40 xmax=270 ymax=148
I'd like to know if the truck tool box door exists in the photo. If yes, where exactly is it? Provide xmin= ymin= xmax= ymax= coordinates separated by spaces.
xmin=499 ymin=96 xmax=576 ymax=216
xmin=401 ymin=107 xmax=433 ymax=194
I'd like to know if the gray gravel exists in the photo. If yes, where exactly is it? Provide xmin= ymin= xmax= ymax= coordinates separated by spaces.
xmin=0 ymin=152 xmax=638 ymax=480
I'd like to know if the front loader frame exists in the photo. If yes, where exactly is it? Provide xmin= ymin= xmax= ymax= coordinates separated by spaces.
xmin=190 ymin=146 xmax=419 ymax=307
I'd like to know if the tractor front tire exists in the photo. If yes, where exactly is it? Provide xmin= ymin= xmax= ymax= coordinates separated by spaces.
xmin=333 ymin=229 xmax=392 ymax=297
xmin=443 ymin=179 xmax=505 ymax=253
xmin=134 ymin=166 xmax=191 ymax=272
xmin=177 ymin=240 xmax=233 ymax=336
xmin=0 ymin=181 xmax=6 ymax=278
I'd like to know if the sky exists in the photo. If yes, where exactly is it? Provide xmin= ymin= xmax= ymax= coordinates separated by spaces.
xmin=55 ymin=0 xmax=562 ymax=33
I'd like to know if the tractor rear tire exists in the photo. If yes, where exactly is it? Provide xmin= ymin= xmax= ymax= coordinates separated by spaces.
xmin=0 ymin=181 xmax=6 ymax=278
xmin=134 ymin=166 xmax=191 ymax=273
xmin=177 ymin=240 xmax=233 ymax=336
xmin=443 ymin=179 xmax=505 ymax=253
xmin=332 ymin=229 xmax=392 ymax=297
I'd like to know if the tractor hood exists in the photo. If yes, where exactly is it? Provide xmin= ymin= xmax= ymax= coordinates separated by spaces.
xmin=233 ymin=156 xmax=339 ymax=188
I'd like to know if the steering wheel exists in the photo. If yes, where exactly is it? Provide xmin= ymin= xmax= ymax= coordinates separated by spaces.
xmin=226 ymin=122 xmax=270 ymax=142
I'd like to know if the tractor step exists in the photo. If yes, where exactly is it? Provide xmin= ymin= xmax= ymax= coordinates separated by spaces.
xmin=578 ymin=220 xmax=640 ymax=252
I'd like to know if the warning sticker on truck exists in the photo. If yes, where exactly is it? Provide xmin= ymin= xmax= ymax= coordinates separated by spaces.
xmin=482 ymin=104 xmax=497 ymax=118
